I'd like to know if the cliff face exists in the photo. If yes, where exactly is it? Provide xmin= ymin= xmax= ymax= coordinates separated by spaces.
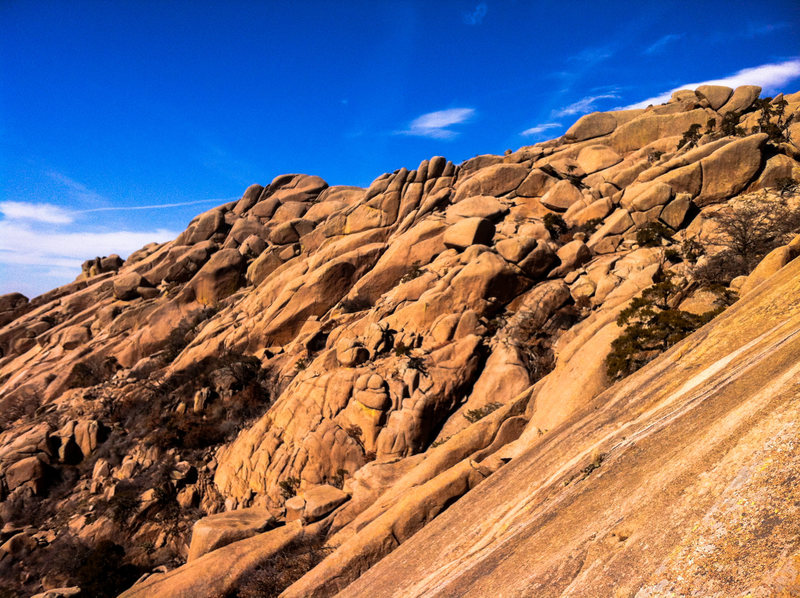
xmin=1 ymin=85 xmax=800 ymax=597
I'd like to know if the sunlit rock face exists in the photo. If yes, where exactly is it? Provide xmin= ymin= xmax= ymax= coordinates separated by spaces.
xmin=3 ymin=86 xmax=800 ymax=598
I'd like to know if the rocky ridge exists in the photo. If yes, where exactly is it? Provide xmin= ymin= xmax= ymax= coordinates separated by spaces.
xmin=0 ymin=85 xmax=799 ymax=597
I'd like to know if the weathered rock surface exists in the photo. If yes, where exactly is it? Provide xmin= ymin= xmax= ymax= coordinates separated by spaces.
xmin=1 ymin=84 xmax=799 ymax=598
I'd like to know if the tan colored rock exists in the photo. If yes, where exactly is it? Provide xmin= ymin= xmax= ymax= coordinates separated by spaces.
xmin=453 ymin=164 xmax=528 ymax=202
xmin=272 ymin=201 xmax=309 ymax=222
xmin=564 ymin=112 xmax=617 ymax=141
xmin=119 ymin=523 xmax=305 ymax=598
xmin=748 ymin=154 xmax=800 ymax=191
xmin=696 ymin=134 xmax=767 ymax=206
xmin=187 ymin=508 xmax=275 ymax=561
xmin=695 ymin=85 xmax=733 ymax=110
xmin=576 ymin=145 xmax=622 ymax=174
xmin=516 ymin=168 xmax=558 ymax=197
xmin=443 ymin=218 xmax=495 ymax=250
xmin=552 ymin=240 xmax=591 ymax=276
xmin=739 ymin=244 xmax=800 ymax=296
xmin=238 ymin=234 xmax=266 ymax=258
xmin=628 ymin=181 xmax=674 ymax=212
xmin=656 ymin=161 xmax=702 ymax=197
xmin=349 ymin=220 xmax=445 ymax=303
xmin=660 ymin=193 xmax=692 ymax=229
xmin=175 ymin=207 xmax=227 ymax=245
xmin=60 ymin=325 xmax=90 ymax=350
xmin=302 ymin=484 xmax=350 ymax=521
xmin=569 ymin=198 xmax=613 ymax=228
xmin=518 ymin=243 xmax=558 ymax=278
xmin=246 ymin=249 xmax=283 ymax=286
xmin=113 ymin=272 xmax=143 ymax=300
xmin=233 ymin=183 xmax=264 ymax=215
xmin=189 ymin=248 xmax=245 ymax=305
xmin=445 ymin=196 xmax=506 ymax=223
xmin=588 ymin=209 xmax=634 ymax=250
xmin=5 ymin=456 xmax=50 ymax=493
xmin=540 ymin=180 xmax=583 ymax=212
xmin=30 ymin=588 xmax=82 ymax=598
xmin=495 ymin=237 xmax=538 ymax=263
xmin=336 ymin=337 xmax=370 ymax=367
xmin=718 ymin=85 xmax=762 ymax=115
xmin=609 ymin=109 xmax=712 ymax=153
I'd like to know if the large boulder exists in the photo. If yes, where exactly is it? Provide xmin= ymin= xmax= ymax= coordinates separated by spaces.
xmin=695 ymin=85 xmax=733 ymax=110
xmin=696 ymin=134 xmax=767 ymax=206
xmin=189 ymin=248 xmax=246 ymax=305
xmin=576 ymin=145 xmax=622 ymax=174
xmin=565 ymin=112 xmax=617 ymax=141
xmin=516 ymin=168 xmax=558 ymax=197
xmin=119 ymin=523 xmax=305 ymax=598
xmin=5 ymin=455 xmax=52 ymax=494
xmin=718 ymin=85 xmax=762 ymax=115
xmin=286 ymin=484 xmax=350 ymax=523
xmin=0 ymin=292 xmax=28 ymax=327
xmin=443 ymin=218 xmax=495 ymax=250
xmin=187 ymin=508 xmax=275 ymax=561
xmin=540 ymin=180 xmax=583 ymax=212
xmin=445 ymin=196 xmax=506 ymax=223
xmin=113 ymin=272 xmax=144 ymax=301
xmin=453 ymin=164 xmax=528 ymax=202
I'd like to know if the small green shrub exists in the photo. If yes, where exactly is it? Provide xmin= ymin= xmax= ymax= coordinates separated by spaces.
xmin=330 ymin=469 xmax=348 ymax=490
xmin=677 ymin=123 xmax=702 ymax=150
xmin=400 ymin=264 xmax=425 ymax=283
xmin=464 ymin=402 xmax=502 ymax=423
xmin=339 ymin=296 xmax=372 ymax=313
xmin=430 ymin=436 xmax=451 ymax=448
xmin=279 ymin=477 xmax=301 ymax=500
xmin=605 ymin=279 xmax=722 ymax=380
xmin=776 ymin=177 xmax=798 ymax=197
xmin=636 ymin=222 xmax=674 ymax=247
xmin=720 ymin=111 xmax=746 ymax=137
xmin=543 ymin=213 xmax=568 ymax=238
xmin=236 ymin=538 xmax=333 ymax=598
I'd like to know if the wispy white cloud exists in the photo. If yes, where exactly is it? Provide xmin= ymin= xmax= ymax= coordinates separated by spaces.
xmin=76 ymin=198 xmax=236 ymax=214
xmin=463 ymin=3 xmax=487 ymax=25
xmin=621 ymin=58 xmax=800 ymax=109
xmin=398 ymin=108 xmax=476 ymax=139
xmin=644 ymin=33 xmax=685 ymax=55
xmin=0 ymin=201 xmax=75 ymax=224
xmin=552 ymin=94 xmax=619 ymax=117
xmin=46 ymin=171 xmax=109 ymax=206
xmin=520 ymin=122 xmax=562 ymax=137
xmin=0 ymin=198 xmax=234 ymax=225
xmin=0 ymin=221 xmax=177 ymax=270
xmin=744 ymin=22 xmax=790 ymax=38
xmin=568 ymin=46 xmax=615 ymax=66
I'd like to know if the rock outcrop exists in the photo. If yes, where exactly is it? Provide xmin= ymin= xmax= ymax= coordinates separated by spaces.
xmin=1 ymin=85 xmax=800 ymax=597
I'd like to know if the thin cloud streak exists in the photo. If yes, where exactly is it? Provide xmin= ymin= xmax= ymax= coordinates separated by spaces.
xmin=552 ymin=94 xmax=619 ymax=117
xmin=46 ymin=171 xmax=109 ymax=206
xmin=398 ymin=108 xmax=476 ymax=139
xmin=644 ymin=33 xmax=685 ymax=55
xmin=621 ymin=58 xmax=800 ymax=109
xmin=76 ymin=198 xmax=237 ymax=213
xmin=520 ymin=122 xmax=562 ymax=136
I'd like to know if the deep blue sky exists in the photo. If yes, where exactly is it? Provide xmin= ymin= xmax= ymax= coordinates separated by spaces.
xmin=2 ymin=0 xmax=799 ymax=296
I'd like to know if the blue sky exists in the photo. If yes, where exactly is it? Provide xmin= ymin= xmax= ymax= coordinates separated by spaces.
xmin=1 ymin=0 xmax=799 ymax=297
